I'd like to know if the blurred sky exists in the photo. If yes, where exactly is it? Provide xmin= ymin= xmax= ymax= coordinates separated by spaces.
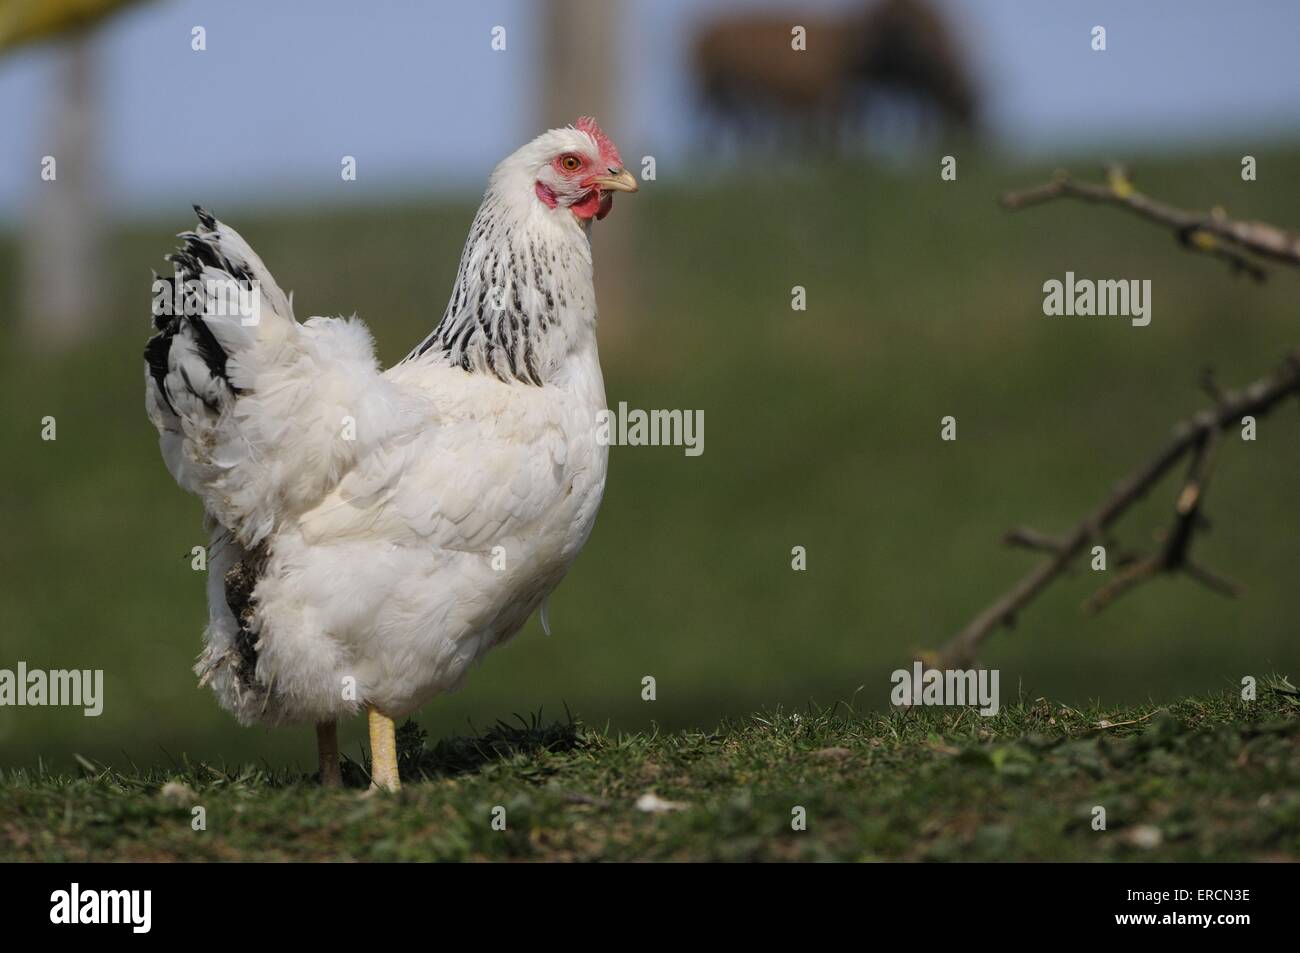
xmin=2 ymin=0 xmax=1300 ymax=218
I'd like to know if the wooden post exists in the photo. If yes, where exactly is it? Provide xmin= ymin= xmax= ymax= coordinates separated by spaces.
xmin=538 ymin=0 xmax=637 ymax=345
xmin=22 ymin=30 xmax=106 ymax=352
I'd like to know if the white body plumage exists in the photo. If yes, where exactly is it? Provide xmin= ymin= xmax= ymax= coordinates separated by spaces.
xmin=144 ymin=124 xmax=630 ymax=726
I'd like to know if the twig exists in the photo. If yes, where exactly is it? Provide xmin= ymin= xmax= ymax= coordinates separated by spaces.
xmin=1082 ymin=424 xmax=1240 ymax=613
xmin=1089 ymin=709 xmax=1164 ymax=732
xmin=937 ymin=354 xmax=1300 ymax=668
xmin=999 ymin=167 xmax=1300 ymax=280
xmin=1003 ymin=526 xmax=1066 ymax=554
xmin=1201 ymin=367 xmax=1228 ymax=407
xmin=936 ymin=168 xmax=1300 ymax=667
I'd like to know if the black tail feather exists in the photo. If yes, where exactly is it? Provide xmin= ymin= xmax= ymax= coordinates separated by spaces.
xmin=144 ymin=208 xmax=243 ymax=415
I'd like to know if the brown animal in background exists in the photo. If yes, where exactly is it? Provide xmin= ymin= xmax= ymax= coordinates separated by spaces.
xmin=693 ymin=13 xmax=860 ymax=149
xmin=858 ymin=0 xmax=976 ymax=128
xmin=693 ymin=0 xmax=977 ymax=152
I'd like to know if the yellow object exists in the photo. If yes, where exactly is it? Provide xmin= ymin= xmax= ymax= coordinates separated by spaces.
xmin=368 ymin=706 xmax=401 ymax=792
xmin=0 ymin=0 xmax=150 ymax=53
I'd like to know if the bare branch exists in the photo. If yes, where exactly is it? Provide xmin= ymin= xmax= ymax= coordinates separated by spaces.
xmin=1183 ymin=561 xmax=1244 ymax=598
xmin=934 ymin=168 xmax=1300 ymax=668
xmin=1003 ymin=526 xmax=1066 ymax=554
xmin=937 ymin=354 xmax=1300 ymax=669
xmin=999 ymin=168 xmax=1300 ymax=280
xmin=1200 ymin=367 xmax=1229 ymax=408
xmin=1082 ymin=559 xmax=1159 ymax=615
xmin=1080 ymin=431 xmax=1243 ymax=614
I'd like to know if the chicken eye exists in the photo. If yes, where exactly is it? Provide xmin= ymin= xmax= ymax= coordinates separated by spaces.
xmin=560 ymin=155 xmax=582 ymax=172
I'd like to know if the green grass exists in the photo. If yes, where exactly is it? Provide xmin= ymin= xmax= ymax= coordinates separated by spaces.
xmin=3 ymin=148 xmax=1300 ymax=773
xmin=3 ymin=683 xmax=1297 ymax=861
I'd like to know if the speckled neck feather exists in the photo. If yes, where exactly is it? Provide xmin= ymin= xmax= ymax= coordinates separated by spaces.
xmin=405 ymin=183 xmax=597 ymax=387
xmin=404 ymin=125 xmax=605 ymax=387
xmin=406 ymin=195 xmax=548 ymax=384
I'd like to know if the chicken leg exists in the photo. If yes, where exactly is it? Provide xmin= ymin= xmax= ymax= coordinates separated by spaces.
xmin=368 ymin=705 xmax=400 ymax=792
xmin=316 ymin=720 xmax=342 ymax=787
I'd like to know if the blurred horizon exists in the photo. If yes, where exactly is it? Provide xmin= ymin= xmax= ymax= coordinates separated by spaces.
xmin=4 ymin=0 xmax=1300 ymax=221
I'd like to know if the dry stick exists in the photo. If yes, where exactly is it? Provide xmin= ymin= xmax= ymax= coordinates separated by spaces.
xmin=1089 ymin=709 xmax=1164 ymax=733
xmin=935 ymin=167 xmax=1300 ymax=668
xmin=1002 ymin=526 xmax=1066 ymax=554
xmin=936 ymin=352 xmax=1300 ymax=669
xmin=999 ymin=169 xmax=1300 ymax=279
xmin=1082 ymin=425 xmax=1233 ymax=615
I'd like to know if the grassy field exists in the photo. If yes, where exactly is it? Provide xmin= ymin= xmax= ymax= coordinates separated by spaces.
xmin=2 ymin=148 xmax=1300 ymax=779
xmin=2 ymin=683 xmax=1296 ymax=861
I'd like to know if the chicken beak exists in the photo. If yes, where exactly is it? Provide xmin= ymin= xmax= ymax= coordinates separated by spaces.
xmin=591 ymin=169 xmax=639 ymax=193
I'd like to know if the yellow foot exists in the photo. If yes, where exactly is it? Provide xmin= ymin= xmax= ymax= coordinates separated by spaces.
xmin=367 ymin=705 xmax=400 ymax=792
xmin=316 ymin=720 xmax=342 ymax=788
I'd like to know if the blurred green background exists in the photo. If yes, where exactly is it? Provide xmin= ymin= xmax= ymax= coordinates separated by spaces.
xmin=3 ymin=150 xmax=1299 ymax=770
xmin=4 ymin=0 xmax=1300 ymax=774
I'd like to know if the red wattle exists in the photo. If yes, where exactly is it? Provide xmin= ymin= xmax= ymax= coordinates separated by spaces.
xmin=570 ymin=190 xmax=603 ymax=221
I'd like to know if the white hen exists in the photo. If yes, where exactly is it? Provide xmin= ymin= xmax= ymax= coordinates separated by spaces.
xmin=144 ymin=119 xmax=637 ymax=790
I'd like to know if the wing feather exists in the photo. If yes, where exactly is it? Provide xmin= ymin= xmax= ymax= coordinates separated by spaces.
xmin=144 ymin=209 xmax=407 ymax=546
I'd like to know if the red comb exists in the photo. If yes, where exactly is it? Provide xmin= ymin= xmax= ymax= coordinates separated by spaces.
xmin=576 ymin=116 xmax=622 ymax=169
